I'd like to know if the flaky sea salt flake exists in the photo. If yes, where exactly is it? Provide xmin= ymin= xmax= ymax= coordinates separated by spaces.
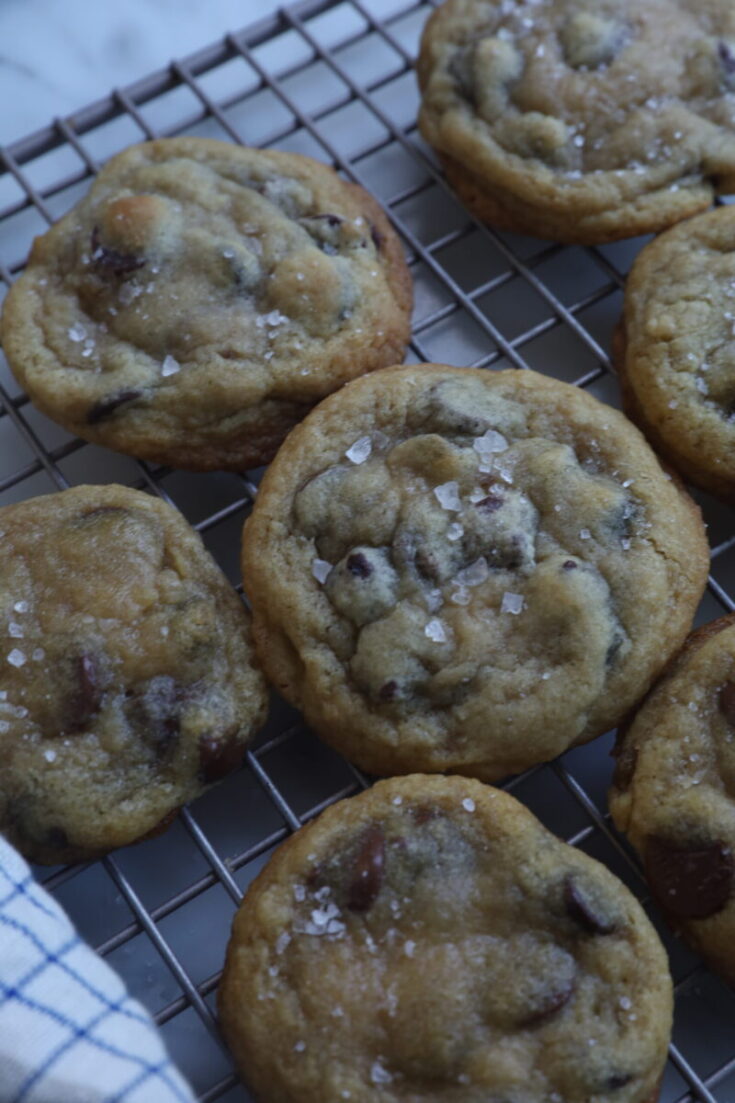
xmin=462 ymin=798 xmax=475 ymax=813
xmin=312 ymin=558 xmax=333 ymax=584
xmin=345 ymin=436 xmax=372 ymax=465
xmin=13 ymin=601 xmax=28 ymax=614
xmin=161 ymin=354 xmax=180 ymax=377
xmin=7 ymin=649 xmax=26 ymax=667
xmin=67 ymin=323 xmax=87 ymax=342
xmin=434 ymin=480 xmax=461 ymax=511
xmin=425 ymin=618 xmax=448 ymax=643
xmin=473 ymin=429 xmax=508 ymax=457
xmin=370 ymin=1060 xmax=393 ymax=1086
xmin=501 ymin=592 xmax=524 ymax=615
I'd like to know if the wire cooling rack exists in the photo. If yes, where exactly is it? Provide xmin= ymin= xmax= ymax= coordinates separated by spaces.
xmin=2 ymin=1 xmax=735 ymax=1099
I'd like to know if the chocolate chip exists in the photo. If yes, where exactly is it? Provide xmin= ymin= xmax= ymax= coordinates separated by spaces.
xmin=645 ymin=835 xmax=734 ymax=919
xmin=198 ymin=733 xmax=244 ymax=783
xmin=90 ymin=226 xmax=146 ymax=277
xmin=88 ymin=389 xmax=142 ymax=424
xmin=411 ymin=805 xmax=439 ymax=826
xmin=378 ymin=680 xmax=399 ymax=701
xmin=719 ymin=681 xmax=735 ymax=727
xmin=370 ymin=223 xmax=384 ymax=251
xmin=346 ymin=552 xmax=372 ymax=579
xmin=562 ymin=560 xmax=578 ymax=570
xmin=520 ymin=977 xmax=575 ymax=1027
xmin=476 ymin=491 xmax=504 ymax=512
xmin=612 ymin=739 xmax=638 ymax=792
xmin=64 ymin=653 xmax=103 ymax=732
xmin=347 ymin=825 xmax=385 ymax=912
xmin=76 ymin=506 xmax=128 ymax=524
xmin=564 ymin=874 xmax=616 ymax=935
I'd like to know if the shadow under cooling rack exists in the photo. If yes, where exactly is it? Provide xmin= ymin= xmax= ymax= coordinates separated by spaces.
xmin=2 ymin=0 xmax=735 ymax=1100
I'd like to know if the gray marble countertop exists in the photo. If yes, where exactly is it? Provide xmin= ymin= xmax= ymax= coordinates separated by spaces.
xmin=0 ymin=0 xmax=284 ymax=146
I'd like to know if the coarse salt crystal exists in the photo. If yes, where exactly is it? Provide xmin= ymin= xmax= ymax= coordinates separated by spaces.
xmin=462 ymin=798 xmax=475 ymax=813
xmin=404 ymin=940 xmax=415 ymax=957
xmin=447 ymin=522 xmax=464 ymax=542
xmin=392 ymin=795 xmax=403 ymax=806
xmin=44 ymin=749 xmax=56 ymax=763
xmin=312 ymin=558 xmax=332 ymax=584
xmin=8 ymin=623 xmax=23 ymax=638
xmin=275 ymin=932 xmax=291 ymax=955
xmin=294 ymin=1041 xmax=306 ymax=1053
xmin=425 ymin=618 xmax=448 ymax=643
xmin=579 ymin=528 xmax=591 ymax=540
xmin=345 ymin=436 xmax=372 ymax=465
xmin=434 ymin=481 xmax=461 ymax=511
xmin=13 ymin=601 xmax=28 ymax=614
xmin=161 ymin=354 xmax=180 ymax=377
xmin=501 ymin=592 xmax=524 ymax=615
xmin=68 ymin=323 xmax=87 ymax=342
xmin=293 ymin=884 xmax=306 ymax=902
xmin=450 ymin=585 xmax=471 ymax=606
xmin=619 ymin=996 xmax=632 ymax=1010
xmin=7 ymin=649 xmax=25 ymax=667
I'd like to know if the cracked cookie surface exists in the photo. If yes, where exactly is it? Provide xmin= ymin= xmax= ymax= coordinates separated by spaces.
xmin=616 ymin=206 xmax=735 ymax=500
xmin=417 ymin=0 xmax=735 ymax=243
xmin=219 ymin=775 xmax=672 ymax=1103
xmin=0 ymin=484 xmax=267 ymax=864
xmin=242 ymin=364 xmax=708 ymax=780
xmin=610 ymin=614 xmax=735 ymax=984
xmin=0 ymin=138 xmax=411 ymax=471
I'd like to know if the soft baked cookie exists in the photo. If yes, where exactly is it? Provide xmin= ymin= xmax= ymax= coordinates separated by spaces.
xmin=417 ymin=0 xmax=735 ymax=244
xmin=242 ymin=364 xmax=708 ymax=780
xmin=0 ymin=138 xmax=411 ymax=471
xmin=615 ymin=206 xmax=735 ymax=501
xmin=219 ymin=775 xmax=672 ymax=1103
xmin=610 ymin=613 xmax=735 ymax=985
xmin=0 ymin=484 xmax=267 ymax=864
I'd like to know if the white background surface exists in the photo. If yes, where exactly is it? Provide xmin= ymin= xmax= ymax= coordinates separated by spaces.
xmin=0 ymin=0 xmax=285 ymax=145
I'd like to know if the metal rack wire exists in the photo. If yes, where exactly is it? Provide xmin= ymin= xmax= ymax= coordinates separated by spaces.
xmin=1 ymin=0 xmax=735 ymax=1099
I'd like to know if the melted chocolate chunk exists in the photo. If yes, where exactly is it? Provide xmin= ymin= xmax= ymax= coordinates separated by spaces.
xmin=346 ymin=552 xmax=372 ymax=579
xmin=64 ymin=653 xmax=103 ymax=732
xmin=645 ymin=835 xmax=734 ymax=919
xmin=612 ymin=740 xmax=638 ymax=792
xmin=88 ymin=390 xmax=142 ymax=424
xmin=519 ymin=977 xmax=575 ymax=1027
xmin=719 ymin=681 xmax=735 ymax=727
xmin=198 ymin=733 xmax=244 ymax=783
xmin=370 ymin=223 xmax=384 ymax=251
xmin=90 ymin=226 xmax=146 ymax=277
xmin=564 ymin=874 xmax=616 ymax=935
xmin=347 ymin=825 xmax=385 ymax=912
xmin=606 ymin=1073 xmax=633 ymax=1091
xmin=719 ymin=41 xmax=735 ymax=75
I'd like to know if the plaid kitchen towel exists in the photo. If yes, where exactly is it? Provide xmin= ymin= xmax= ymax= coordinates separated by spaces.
xmin=0 ymin=835 xmax=196 ymax=1102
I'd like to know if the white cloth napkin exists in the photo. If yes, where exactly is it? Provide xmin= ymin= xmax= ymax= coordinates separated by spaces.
xmin=0 ymin=836 xmax=196 ymax=1102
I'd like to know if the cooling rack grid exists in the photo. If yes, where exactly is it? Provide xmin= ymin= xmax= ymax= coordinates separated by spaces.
xmin=1 ymin=0 xmax=735 ymax=1099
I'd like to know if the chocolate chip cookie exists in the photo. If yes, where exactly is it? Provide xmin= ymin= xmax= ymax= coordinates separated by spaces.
xmin=0 ymin=484 xmax=267 ymax=865
xmin=0 ymin=138 xmax=411 ymax=471
xmin=610 ymin=614 xmax=735 ymax=984
xmin=218 ymin=775 xmax=672 ymax=1103
xmin=616 ymin=206 xmax=735 ymax=500
xmin=418 ymin=0 xmax=735 ymax=244
xmin=242 ymin=364 xmax=708 ymax=781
